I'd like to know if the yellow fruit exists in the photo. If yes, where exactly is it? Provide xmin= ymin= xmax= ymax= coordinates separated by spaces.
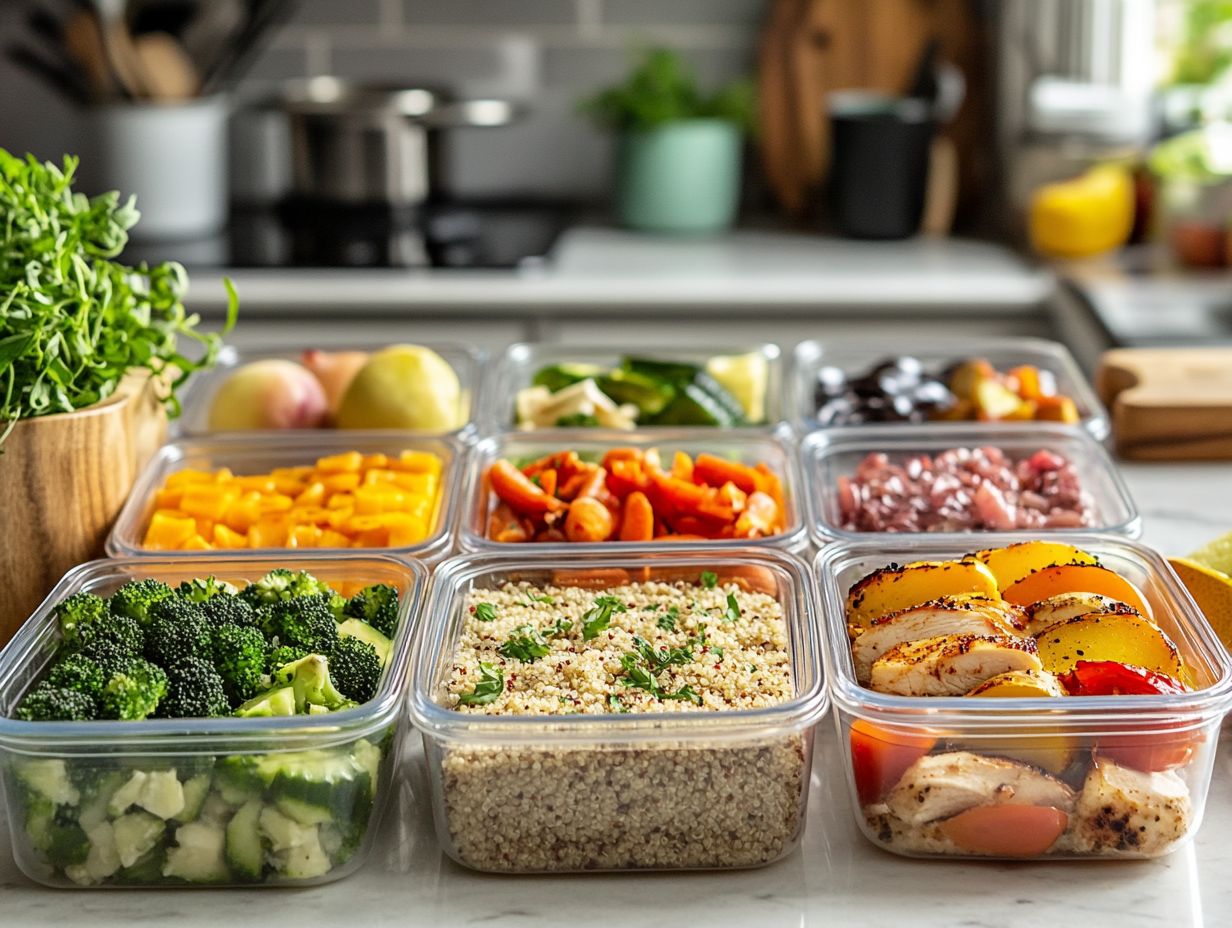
xmin=706 ymin=352 xmax=768 ymax=422
xmin=974 ymin=541 xmax=1100 ymax=590
xmin=1034 ymin=612 xmax=1184 ymax=679
xmin=300 ymin=349 xmax=370 ymax=414
xmin=1029 ymin=163 xmax=1134 ymax=259
xmin=207 ymin=359 xmax=328 ymax=430
xmin=845 ymin=559 xmax=1001 ymax=629
xmin=335 ymin=345 xmax=463 ymax=431
xmin=1186 ymin=532 xmax=1232 ymax=575
xmin=1169 ymin=556 xmax=1232 ymax=651
xmin=965 ymin=671 xmax=1074 ymax=773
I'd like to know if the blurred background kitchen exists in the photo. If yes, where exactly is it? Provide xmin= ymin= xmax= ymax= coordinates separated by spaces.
xmin=1 ymin=0 xmax=1229 ymax=364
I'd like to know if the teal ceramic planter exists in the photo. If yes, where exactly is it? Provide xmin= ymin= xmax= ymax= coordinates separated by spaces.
xmin=614 ymin=119 xmax=743 ymax=234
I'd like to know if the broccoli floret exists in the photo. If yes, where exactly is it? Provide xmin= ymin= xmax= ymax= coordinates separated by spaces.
xmin=79 ymin=612 xmax=146 ymax=658
xmin=272 ymin=655 xmax=355 ymax=713
xmin=159 ymin=657 xmax=229 ymax=719
xmin=328 ymin=638 xmax=381 ymax=704
xmin=144 ymin=598 xmax=212 ymax=668
xmin=242 ymin=569 xmax=344 ymax=613
xmin=261 ymin=594 xmax=340 ymax=654
xmin=16 ymin=683 xmax=97 ymax=721
xmin=55 ymin=592 xmax=109 ymax=648
xmin=343 ymin=583 xmax=399 ymax=639
xmin=80 ymin=636 xmax=139 ymax=677
xmin=211 ymin=624 xmax=267 ymax=704
xmin=177 ymin=577 xmax=240 ymax=604
xmin=46 ymin=652 xmax=107 ymax=701
xmin=109 ymin=579 xmax=175 ymax=624
xmin=265 ymin=644 xmax=308 ymax=674
xmin=200 ymin=595 xmax=259 ymax=629
xmin=99 ymin=659 xmax=169 ymax=721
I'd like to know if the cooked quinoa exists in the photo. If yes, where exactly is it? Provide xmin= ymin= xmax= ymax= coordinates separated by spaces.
xmin=434 ymin=579 xmax=810 ymax=872
xmin=446 ymin=580 xmax=793 ymax=713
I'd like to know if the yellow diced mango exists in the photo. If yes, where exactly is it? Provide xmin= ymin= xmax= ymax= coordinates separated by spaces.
xmin=294 ymin=482 xmax=327 ymax=506
xmin=248 ymin=518 xmax=289 ymax=548
xmin=143 ymin=511 xmax=198 ymax=550
xmin=392 ymin=450 xmax=441 ymax=474
xmin=165 ymin=468 xmax=218 ymax=488
xmin=321 ymin=472 xmax=360 ymax=493
xmin=316 ymin=451 xmax=363 ymax=474
xmin=288 ymin=525 xmax=324 ymax=548
xmin=179 ymin=485 xmax=240 ymax=521
xmin=361 ymin=453 xmax=390 ymax=469
xmin=213 ymin=523 xmax=248 ymax=549
xmin=181 ymin=534 xmax=213 ymax=550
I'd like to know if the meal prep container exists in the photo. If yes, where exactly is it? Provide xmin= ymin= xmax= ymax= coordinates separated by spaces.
xmin=801 ymin=422 xmax=1141 ymax=546
xmin=0 ymin=554 xmax=426 ymax=888
xmin=107 ymin=432 xmax=462 ymax=564
xmin=479 ymin=341 xmax=787 ymax=434
xmin=177 ymin=342 xmax=484 ymax=443
xmin=817 ymin=535 xmax=1232 ymax=861
xmin=409 ymin=547 xmax=829 ymax=873
xmin=791 ymin=336 xmax=1110 ymax=441
xmin=460 ymin=428 xmax=807 ymax=554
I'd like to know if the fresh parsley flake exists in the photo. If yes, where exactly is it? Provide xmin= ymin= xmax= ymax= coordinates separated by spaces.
xmin=545 ymin=618 xmax=573 ymax=638
xmin=531 ymin=593 xmax=556 ymax=604
xmin=499 ymin=625 xmax=551 ymax=662
xmin=656 ymin=605 xmax=679 ymax=631
xmin=582 ymin=595 xmax=627 ymax=640
xmin=701 ymin=571 xmax=718 ymax=589
xmin=473 ymin=603 xmax=497 ymax=622
xmin=723 ymin=592 xmax=741 ymax=622
xmin=607 ymin=694 xmax=628 ymax=713
xmin=662 ymin=684 xmax=702 ymax=705
xmin=456 ymin=662 xmax=504 ymax=706
xmin=642 ymin=603 xmax=661 ymax=612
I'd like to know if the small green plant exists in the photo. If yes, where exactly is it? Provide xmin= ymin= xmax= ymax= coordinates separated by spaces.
xmin=578 ymin=47 xmax=755 ymax=132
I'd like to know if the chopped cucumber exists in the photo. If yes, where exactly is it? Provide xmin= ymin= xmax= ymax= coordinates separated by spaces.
xmin=15 ymin=759 xmax=79 ymax=807
xmin=82 ymin=820 xmax=122 ymax=882
xmin=532 ymin=362 xmax=604 ymax=393
xmin=112 ymin=811 xmax=165 ymax=868
xmin=276 ymin=796 xmax=333 ymax=827
xmin=649 ymin=382 xmax=736 ymax=426
xmin=337 ymin=619 xmax=392 ymax=666
xmin=596 ymin=370 xmax=674 ymax=416
xmin=163 ymin=820 xmax=230 ymax=883
xmin=107 ymin=771 xmax=148 ymax=818
xmin=217 ymin=777 xmax=261 ymax=807
xmin=258 ymin=805 xmax=315 ymax=853
xmin=135 ymin=769 xmax=185 ymax=820
xmin=24 ymin=798 xmax=89 ymax=867
xmin=78 ymin=771 xmax=128 ymax=829
xmin=276 ymin=832 xmax=332 ymax=880
xmin=224 ymin=800 xmax=264 ymax=881
xmin=114 ymin=840 xmax=167 ymax=884
xmin=692 ymin=370 xmax=747 ymax=423
xmin=621 ymin=357 xmax=701 ymax=385
xmin=176 ymin=774 xmax=211 ymax=823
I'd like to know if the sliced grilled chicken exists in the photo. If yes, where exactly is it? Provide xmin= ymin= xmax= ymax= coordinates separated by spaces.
xmin=884 ymin=751 xmax=1077 ymax=826
xmin=1062 ymin=760 xmax=1191 ymax=857
xmin=852 ymin=601 xmax=1022 ymax=685
xmin=1024 ymin=593 xmax=1137 ymax=637
xmin=869 ymin=634 xmax=1042 ymax=696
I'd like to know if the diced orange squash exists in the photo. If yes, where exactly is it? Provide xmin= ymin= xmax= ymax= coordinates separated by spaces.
xmin=393 ymin=450 xmax=441 ymax=474
xmin=231 ymin=475 xmax=277 ymax=493
xmin=153 ymin=488 xmax=184 ymax=509
xmin=256 ymin=494 xmax=293 ymax=514
xmin=248 ymin=518 xmax=289 ymax=548
xmin=181 ymin=534 xmax=213 ymax=550
xmin=316 ymin=451 xmax=363 ymax=473
xmin=319 ymin=529 xmax=352 ymax=548
xmin=321 ymin=472 xmax=360 ymax=493
xmin=223 ymin=492 xmax=263 ymax=533
xmin=165 ymin=468 xmax=218 ymax=488
xmin=288 ymin=525 xmax=324 ymax=548
xmin=212 ymin=523 xmax=248 ymax=549
xmin=144 ymin=512 xmax=198 ymax=549
xmin=361 ymin=453 xmax=390 ymax=469
xmin=357 ymin=527 xmax=390 ymax=547
xmin=270 ymin=466 xmax=312 ymax=480
xmin=179 ymin=485 xmax=240 ymax=521
xmin=294 ymin=482 xmax=326 ymax=506
xmin=288 ymin=505 xmax=334 ymax=526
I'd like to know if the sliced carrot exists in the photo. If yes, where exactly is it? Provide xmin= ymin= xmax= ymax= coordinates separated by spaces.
xmin=654 ymin=533 xmax=708 ymax=542
xmin=671 ymin=451 xmax=694 ymax=481
xmin=564 ymin=496 xmax=615 ymax=542
xmin=489 ymin=459 xmax=565 ymax=514
xmin=575 ymin=466 xmax=607 ymax=499
xmin=607 ymin=458 xmax=648 ymax=497
xmin=601 ymin=447 xmax=643 ymax=470
xmin=693 ymin=453 xmax=759 ymax=494
xmin=619 ymin=491 xmax=654 ymax=542
xmin=537 ymin=468 xmax=558 ymax=498
xmin=735 ymin=490 xmax=780 ymax=537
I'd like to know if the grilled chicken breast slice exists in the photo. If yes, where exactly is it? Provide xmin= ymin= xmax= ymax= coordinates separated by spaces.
xmin=1063 ymin=760 xmax=1191 ymax=857
xmin=852 ymin=602 xmax=1021 ymax=685
xmin=884 ymin=751 xmax=1077 ymax=826
xmin=1023 ymin=593 xmax=1137 ymax=637
xmin=869 ymin=634 xmax=1042 ymax=696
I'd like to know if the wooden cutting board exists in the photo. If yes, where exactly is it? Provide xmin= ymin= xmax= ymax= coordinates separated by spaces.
xmin=1097 ymin=348 xmax=1232 ymax=460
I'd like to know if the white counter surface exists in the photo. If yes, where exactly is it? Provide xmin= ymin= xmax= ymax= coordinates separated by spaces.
xmin=4 ymin=462 xmax=1232 ymax=927
xmin=186 ymin=227 xmax=1054 ymax=315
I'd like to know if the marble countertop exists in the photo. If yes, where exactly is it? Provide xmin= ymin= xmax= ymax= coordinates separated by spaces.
xmin=183 ymin=227 xmax=1054 ymax=315
xmin=3 ymin=462 xmax=1232 ymax=927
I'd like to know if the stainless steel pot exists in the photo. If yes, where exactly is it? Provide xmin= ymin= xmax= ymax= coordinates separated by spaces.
xmin=282 ymin=77 xmax=518 ymax=206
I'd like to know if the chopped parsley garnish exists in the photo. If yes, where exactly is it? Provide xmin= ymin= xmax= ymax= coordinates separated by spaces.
xmin=545 ymin=617 xmax=573 ymax=638
xmin=661 ymin=684 xmax=701 ymax=705
xmin=709 ymin=645 xmax=724 ymax=659
xmin=642 ymin=602 xmax=661 ymax=612
xmin=582 ymin=594 xmax=628 ymax=640
xmin=531 ymin=593 xmax=556 ymax=604
xmin=701 ymin=571 xmax=718 ymax=589
xmin=607 ymin=694 xmax=628 ymax=713
xmin=723 ymin=592 xmax=741 ymax=622
xmin=457 ymin=662 xmax=504 ymax=706
xmin=473 ymin=602 xmax=497 ymax=622
xmin=656 ymin=605 xmax=679 ymax=631
xmin=618 ymin=643 xmax=701 ymax=705
xmin=632 ymin=636 xmax=694 ymax=674
xmin=499 ymin=625 xmax=551 ymax=662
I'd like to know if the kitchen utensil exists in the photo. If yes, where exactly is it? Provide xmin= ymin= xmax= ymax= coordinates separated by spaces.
xmin=64 ymin=9 xmax=117 ymax=99
xmin=133 ymin=31 xmax=198 ymax=99
xmin=181 ymin=0 xmax=244 ymax=78
xmin=828 ymin=91 xmax=934 ymax=239
xmin=5 ymin=43 xmax=91 ymax=104
xmin=281 ymin=78 xmax=519 ymax=207
xmin=199 ymin=0 xmax=294 ymax=95
xmin=1097 ymin=348 xmax=1232 ymax=460
xmin=93 ymin=0 xmax=148 ymax=98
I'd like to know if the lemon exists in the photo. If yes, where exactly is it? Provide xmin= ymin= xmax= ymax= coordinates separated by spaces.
xmin=1169 ymin=556 xmax=1232 ymax=651
xmin=335 ymin=345 xmax=463 ymax=431
xmin=705 ymin=352 xmax=768 ymax=423
xmin=1187 ymin=531 xmax=1232 ymax=575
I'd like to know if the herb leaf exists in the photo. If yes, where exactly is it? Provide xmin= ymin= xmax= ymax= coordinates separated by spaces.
xmin=473 ymin=603 xmax=497 ymax=622
xmin=457 ymin=662 xmax=505 ymax=706
xmin=662 ymin=684 xmax=702 ymax=705
xmin=545 ymin=617 xmax=572 ymax=638
xmin=723 ymin=592 xmax=741 ymax=622
xmin=581 ymin=595 xmax=627 ymax=640
xmin=499 ymin=625 xmax=551 ymax=662
xmin=701 ymin=571 xmax=718 ymax=589
xmin=656 ymin=605 xmax=679 ymax=631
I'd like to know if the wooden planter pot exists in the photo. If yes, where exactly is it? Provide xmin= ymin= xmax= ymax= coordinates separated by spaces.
xmin=0 ymin=379 xmax=166 ymax=645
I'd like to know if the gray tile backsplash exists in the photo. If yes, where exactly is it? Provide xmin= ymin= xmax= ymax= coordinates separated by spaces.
xmin=0 ymin=0 xmax=765 ymax=202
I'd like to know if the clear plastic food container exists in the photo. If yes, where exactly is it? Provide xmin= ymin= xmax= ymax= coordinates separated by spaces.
xmin=460 ymin=428 xmax=807 ymax=554
xmin=817 ymin=535 xmax=1232 ymax=861
xmin=0 ymin=553 xmax=425 ymax=888
xmin=479 ymin=341 xmax=787 ymax=434
xmin=177 ymin=343 xmax=484 ymax=442
xmin=791 ymin=336 xmax=1110 ymax=440
xmin=409 ymin=548 xmax=828 ymax=873
xmin=801 ymin=423 xmax=1140 ymax=546
xmin=106 ymin=432 xmax=462 ymax=564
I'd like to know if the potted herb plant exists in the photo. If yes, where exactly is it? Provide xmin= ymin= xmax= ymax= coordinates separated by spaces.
xmin=0 ymin=150 xmax=235 ymax=640
xmin=580 ymin=48 xmax=756 ymax=234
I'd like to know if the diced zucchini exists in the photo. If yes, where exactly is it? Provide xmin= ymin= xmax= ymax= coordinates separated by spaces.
xmin=82 ymin=820 xmax=121 ymax=882
xmin=337 ymin=619 xmax=392 ymax=666
xmin=77 ymin=771 xmax=128 ymax=829
xmin=251 ymin=749 xmax=371 ymax=811
xmin=15 ymin=759 xmax=79 ymax=807
xmin=163 ymin=820 xmax=231 ymax=884
xmin=136 ymin=770 xmax=185 ymax=820
xmin=113 ymin=840 xmax=167 ymax=884
xmin=112 ymin=811 xmax=165 ymax=868
xmin=199 ymin=793 xmax=235 ymax=825
xmin=224 ymin=800 xmax=264 ymax=881
xmin=532 ymin=362 xmax=604 ymax=393
xmin=621 ymin=357 xmax=701 ymax=385
xmin=107 ymin=771 xmax=148 ymax=818
xmin=24 ymin=797 xmax=89 ymax=868
xmin=596 ymin=370 xmax=674 ymax=416
xmin=692 ymin=370 xmax=747 ymax=422
xmin=258 ymin=805 xmax=315 ymax=854
xmin=176 ymin=774 xmax=211 ymax=823
xmin=276 ymin=796 xmax=332 ymax=826
xmin=649 ymin=380 xmax=743 ymax=427
xmin=275 ymin=832 xmax=332 ymax=881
